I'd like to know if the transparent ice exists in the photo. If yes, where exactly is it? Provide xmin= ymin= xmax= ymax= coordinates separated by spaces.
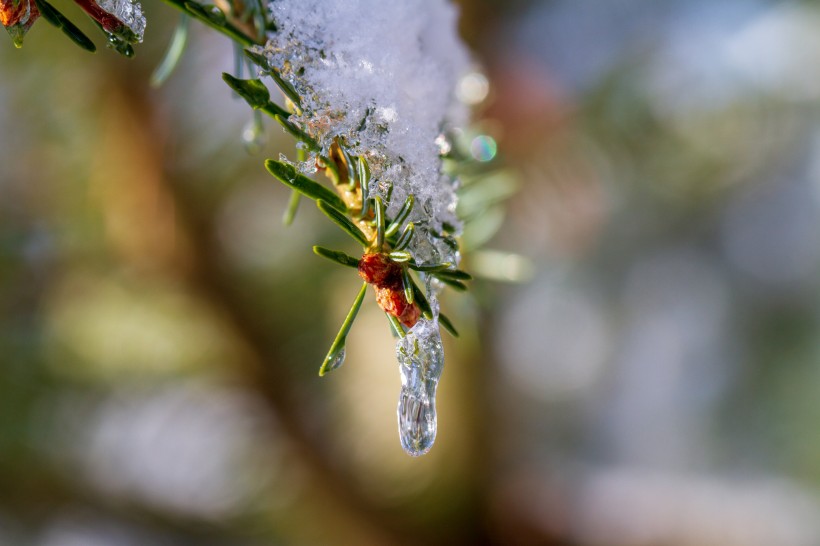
xmin=325 ymin=347 xmax=345 ymax=373
xmin=97 ymin=0 xmax=146 ymax=42
xmin=396 ymin=318 xmax=444 ymax=456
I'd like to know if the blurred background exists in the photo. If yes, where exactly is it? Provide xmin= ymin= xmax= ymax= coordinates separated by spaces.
xmin=4 ymin=0 xmax=820 ymax=544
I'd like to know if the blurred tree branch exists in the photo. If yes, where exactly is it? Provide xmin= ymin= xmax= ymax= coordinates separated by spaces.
xmin=101 ymin=69 xmax=414 ymax=545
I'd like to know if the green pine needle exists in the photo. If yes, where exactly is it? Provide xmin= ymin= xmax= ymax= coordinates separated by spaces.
xmin=432 ymin=268 xmax=472 ymax=281
xmin=34 ymin=0 xmax=96 ymax=52
xmin=385 ymin=194 xmax=414 ymax=237
xmin=313 ymin=246 xmax=361 ymax=268
xmin=373 ymin=196 xmax=385 ymax=249
xmin=401 ymin=267 xmax=414 ymax=304
xmin=388 ymin=251 xmax=411 ymax=262
xmin=407 ymin=261 xmax=453 ymax=273
xmin=222 ymin=74 xmax=291 ymax=119
xmin=222 ymin=73 xmax=269 ymax=107
xmin=178 ymin=1 xmax=256 ymax=46
xmin=439 ymin=313 xmax=459 ymax=337
xmin=151 ymin=15 xmax=190 ymax=86
xmin=386 ymin=313 xmax=406 ymax=338
xmin=243 ymin=48 xmax=269 ymax=69
xmin=316 ymin=200 xmax=369 ymax=247
xmin=274 ymin=114 xmax=320 ymax=151
xmin=436 ymin=276 xmax=468 ymax=292
xmin=319 ymin=282 xmax=368 ymax=376
xmin=408 ymin=276 xmax=433 ymax=320
xmin=393 ymin=223 xmax=415 ymax=251
xmin=269 ymin=68 xmax=302 ymax=111
xmin=265 ymin=160 xmax=346 ymax=212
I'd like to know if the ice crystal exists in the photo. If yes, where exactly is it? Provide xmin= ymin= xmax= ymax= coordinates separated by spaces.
xmin=396 ymin=318 xmax=444 ymax=456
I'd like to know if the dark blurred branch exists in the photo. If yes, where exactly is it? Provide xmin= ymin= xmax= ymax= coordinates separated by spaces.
xmin=97 ymin=69 xmax=415 ymax=544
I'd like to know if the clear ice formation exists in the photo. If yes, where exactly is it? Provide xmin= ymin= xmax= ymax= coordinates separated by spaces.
xmin=97 ymin=0 xmax=146 ymax=42
xmin=396 ymin=318 xmax=444 ymax=456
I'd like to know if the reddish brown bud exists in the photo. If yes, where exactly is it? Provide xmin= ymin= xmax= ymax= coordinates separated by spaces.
xmin=376 ymin=287 xmax=420 ymax=327
xmin=358 ymin=252 xmax=402 ymax=289
xmin=359 ymin=252 xmax=420 ymax=328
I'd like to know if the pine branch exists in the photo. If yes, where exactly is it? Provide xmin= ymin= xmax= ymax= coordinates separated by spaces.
xmin=4 ymin=0 xmax=483 ymax=459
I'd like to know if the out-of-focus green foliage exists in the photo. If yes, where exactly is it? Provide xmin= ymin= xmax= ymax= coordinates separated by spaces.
xmin=4 ymin=0 xmax=820 ymax=545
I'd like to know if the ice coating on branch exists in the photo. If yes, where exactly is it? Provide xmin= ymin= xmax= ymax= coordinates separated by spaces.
xmin=396 ymin=318 xmax=444 ymax=456
xmin=97 ymin=0 xmax=146 ymax=42
xmin=258 ymin=0 xmax=470 ymax=266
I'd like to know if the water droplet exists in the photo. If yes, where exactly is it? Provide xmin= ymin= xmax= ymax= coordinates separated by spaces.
xmin=206 ymin=4 xmax=226 ymax=24
xmin=470 ymin=135 xmax=497 ymax=162
xmin=105 ymin=32 xmax=135 ymax=57
xmin=323 ymin=347 xmax=345 ymax=374
xmin=395 ymin=319 xmax=444 ymax=456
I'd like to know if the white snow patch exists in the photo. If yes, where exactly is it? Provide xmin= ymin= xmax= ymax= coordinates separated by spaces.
xmin=257 ymin=0 xmax=471 ymax=266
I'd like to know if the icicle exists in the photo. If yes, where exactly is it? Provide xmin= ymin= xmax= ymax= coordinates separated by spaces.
xmin=395 ymin=318 xmax=444 ymax=456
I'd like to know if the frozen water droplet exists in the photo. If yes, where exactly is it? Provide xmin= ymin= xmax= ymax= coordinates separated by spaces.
xmin=397 ymin=388 xmax=436 ymax=456
xmin=207 ymin=5 xmax=226 ymax=24
xmin=105 ymin=32 xmax=135 ymax=57
xmin=395 ymin=319 xmax=444 ymax=456
xmin=324 ymin=347 xmax=345 ymax=373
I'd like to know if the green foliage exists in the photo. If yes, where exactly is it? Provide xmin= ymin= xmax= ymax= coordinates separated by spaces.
xmin=32 ymin=0 xmax=96 ymax=52
xmin=150 ymin=15 xmax=189 ymax=86
xmin=265 ymin=160 xmax=347 ymax=212
xmin=313 ymin=246 xmax=361 ymax=269
xmin=319 ymin=282 xmax=368 ymax=376
xmin=316 ymin=200 xmax=369 ymax=248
